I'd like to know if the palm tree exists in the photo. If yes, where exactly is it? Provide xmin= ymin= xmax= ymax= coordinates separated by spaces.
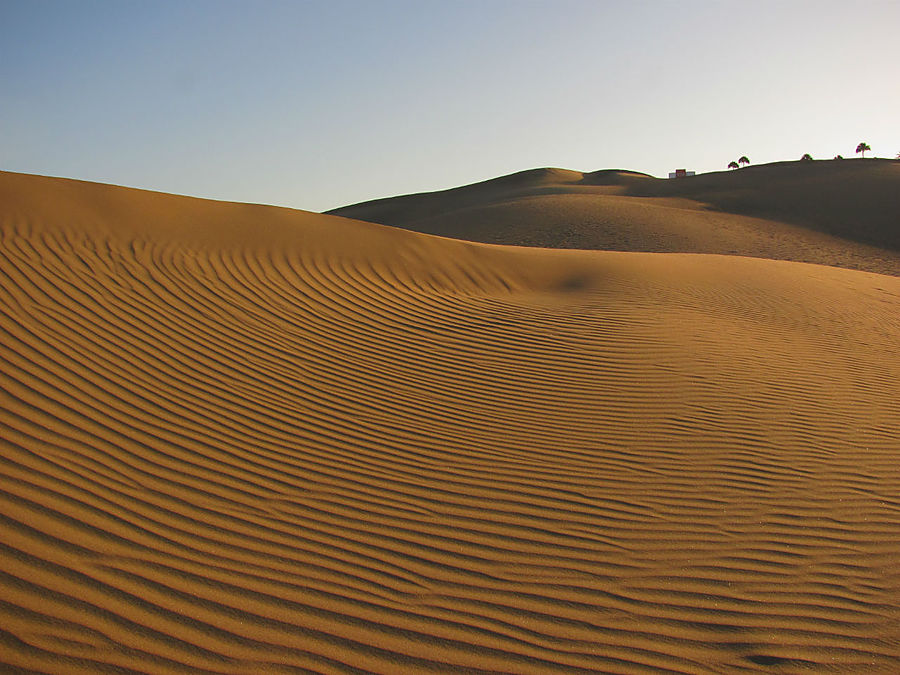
xmin=738 ymin=156 xmax=749 ymax=167
xmin=856 ymin=142 xmax=871 ymax=158
xmin=801 ymin=153 xmax=813 ymax=162
xmin=728 ymin=161 xmax=739 ymax=170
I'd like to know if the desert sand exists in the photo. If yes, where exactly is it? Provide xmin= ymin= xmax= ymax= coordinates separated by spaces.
xmin=2 ymin=167 xmax=900 ymax=673
xmin=328 ymin=160 xmax=900 ymax=276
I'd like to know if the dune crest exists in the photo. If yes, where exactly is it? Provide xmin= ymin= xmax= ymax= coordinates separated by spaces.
xmin=328 ymin=160 xmax=900 ymax=276
xmin=2 ymin=171 xmax=900 ymax=672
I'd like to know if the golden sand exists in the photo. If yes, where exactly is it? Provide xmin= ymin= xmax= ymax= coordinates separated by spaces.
xmin=329 ymin=161 xmax=900 ymax=276
xmin=2 ymin=168 xmax=900 ymax=672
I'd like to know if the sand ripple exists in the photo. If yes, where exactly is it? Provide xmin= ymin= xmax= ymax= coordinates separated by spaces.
xmin=2 ymin=172 xmax=900 ymax=673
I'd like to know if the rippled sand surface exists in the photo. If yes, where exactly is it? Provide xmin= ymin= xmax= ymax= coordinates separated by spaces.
xmin=2 ymin=171 xmax=900 ymax=673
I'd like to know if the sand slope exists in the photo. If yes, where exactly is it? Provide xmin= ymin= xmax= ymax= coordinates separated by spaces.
xmin=328 ymin=161 xmax=900 ymax=276
xmin=2 ymin=170 xmax=900 ymax=673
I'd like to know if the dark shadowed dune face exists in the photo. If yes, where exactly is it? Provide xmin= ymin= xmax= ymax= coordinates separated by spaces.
xmin=623 ymin=159 xmax=900 ymax=251
xmin=2 ymin=170 xmax=900 ymax=673
xmin=327 ymin=160 xmax=900 ymax=276
xmin=579 ymin=168 xmax=655 ymax=186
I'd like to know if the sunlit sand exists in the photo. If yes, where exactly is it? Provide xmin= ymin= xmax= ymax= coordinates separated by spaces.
xmin=330 ymin=160 xmax=900 ymax=276
xmin=2 ymin=166 xmax=899 ymax=672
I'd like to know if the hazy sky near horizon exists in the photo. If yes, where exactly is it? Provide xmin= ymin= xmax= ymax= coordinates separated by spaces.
xmin=3 ymin=0 xmax=899 ymax=211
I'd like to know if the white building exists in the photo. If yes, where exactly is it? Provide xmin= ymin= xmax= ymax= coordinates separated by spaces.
xmin=668 ymin=169 xmax=695 ymax=179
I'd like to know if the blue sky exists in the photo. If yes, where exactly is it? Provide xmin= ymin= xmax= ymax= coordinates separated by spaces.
xmin=2 ymin=0 xmax=899 ymax=211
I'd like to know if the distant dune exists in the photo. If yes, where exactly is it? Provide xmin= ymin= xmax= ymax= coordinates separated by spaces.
xmin=328 ymin=159 xmax=900 ymax=276
xmin=2 ymin=170 xmax=900 ymax=673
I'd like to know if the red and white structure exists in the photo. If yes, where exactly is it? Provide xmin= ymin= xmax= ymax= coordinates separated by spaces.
xmin=668 ymin=169 xmax=695 ymax=179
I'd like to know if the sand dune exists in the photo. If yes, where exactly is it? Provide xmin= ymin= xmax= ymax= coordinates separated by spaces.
xmin=2 ymin=169 xmax=900 ymax=673
xmin=328 ymin=160 xmax=900 ymax=276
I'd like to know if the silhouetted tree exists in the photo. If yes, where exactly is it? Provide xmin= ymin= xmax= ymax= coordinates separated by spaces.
xmin=801 ymin=153 xmax=813 ymax=162
xmin=834 ymin=155 xmax=844 ymax=160
xmin=728 ymin=161 xmax=739 ymax=169
xmin=738 ymin=156 xmax=750 ymax=167
xmin=856 ymin=142 xmax=871 ymax=158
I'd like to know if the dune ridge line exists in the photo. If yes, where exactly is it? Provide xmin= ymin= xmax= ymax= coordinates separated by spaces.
xmin=2 ymin=170 xmax=900 ymax=673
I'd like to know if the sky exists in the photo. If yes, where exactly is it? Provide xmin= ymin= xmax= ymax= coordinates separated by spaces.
xmin=2 ymin=0 xmax=899 ymax=212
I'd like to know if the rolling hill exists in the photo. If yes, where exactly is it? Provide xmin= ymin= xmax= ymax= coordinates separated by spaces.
xmin=328 ymin=159 xmax=900 ymax=276
xmin=2 ymin=170 xmax=900 ymax=672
